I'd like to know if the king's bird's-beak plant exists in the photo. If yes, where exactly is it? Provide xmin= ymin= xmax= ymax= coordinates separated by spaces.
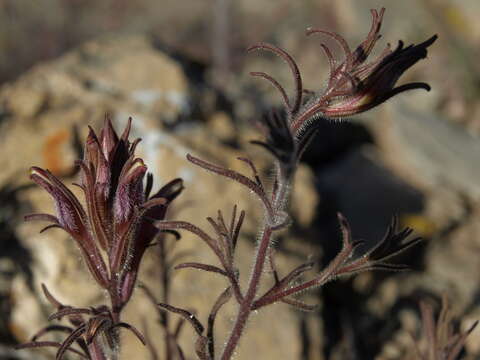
xmin=16 ymin=7 xmax=469 ymax=360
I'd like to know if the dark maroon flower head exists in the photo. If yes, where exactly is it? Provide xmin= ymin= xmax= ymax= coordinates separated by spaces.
xmin=27 ymin=116 xmax=183 ymax=312
xmin=247 ymin=8 xmax=436 ymax=138
xmin=301 ymin=8 xmax=437 ymax=120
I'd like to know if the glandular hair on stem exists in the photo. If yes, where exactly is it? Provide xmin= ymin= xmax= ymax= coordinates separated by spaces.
xmin=268 ymin=211 xmax=291 ymax=231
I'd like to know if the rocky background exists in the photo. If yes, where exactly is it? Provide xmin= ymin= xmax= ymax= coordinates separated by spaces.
xmin=1 ymin=0 xmax=480 ymax=359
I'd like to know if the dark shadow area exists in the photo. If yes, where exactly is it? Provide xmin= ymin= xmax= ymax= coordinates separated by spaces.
xmin=296 ymin=122 xmax=429 ymax=358
xmin=315 ymin=148 xmax=425 ymax=243
xmin=301 ymin=120 xmax=374 ymax=170
xmin=0 ymin=183 xmax=34 ymax=345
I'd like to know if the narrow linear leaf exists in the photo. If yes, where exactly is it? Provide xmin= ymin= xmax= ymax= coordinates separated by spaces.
xmin=249 ymin=71 xmax=291 ymax=109
xmin=174 ymin=262 xmax=228 ymax=277
xmin=48 ymin=308 xmax=92 ymax=321
xmin=155 ymin=221 xmax=221 ymax=259
xmin=41 ymin=283 xmax=63 ymax=309
xmin=85 ymin=317 xmax=110 ymax=344
xmin=186 ymin=154 xmax=273 ymax=217
xmin=31 ymin=325 xmax=73 ymax=341
xmin=280 ymin=297 xmax=318 ymax=312
xmin=110 ymin=322 xmax=146 ymax=345
xmin=15 ymin=341 xmax=88 ymax=358
xmin=232 ymin=210 xmax=245 ymax=251
xmin=56 ymin=324 xmax=87 ymax=360
xmin=157 ymin=303 xmax=204 ymax=336
xmin=207 ymin=287 xmax=233 ymax=359
xmin=247 ymin=42 xmax=303 ymax=114
xmin=272 ymin=262 xmax=315 ymax=294
xmin=174 ymin=341 xmax=186 ymax=360
xmin=259 ymin=261 xmax=315 ymax=306
xmin=229 ymin=205 xmax=238 ymax=239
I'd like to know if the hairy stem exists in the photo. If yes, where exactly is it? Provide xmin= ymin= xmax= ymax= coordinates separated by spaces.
xmin=109 ymin=287 xmax=122 ymax=324
xmin=88 ymin=340 xmax=109 ymax=360
xmin=221 ymin=169 xmax=293 ymax=360
xmin=158 ymin=237 xmax=173 ymax=360
xmin=220 ymin=227 xmax=273 ymax=360
xmin=291 ymin=101 xmax=325 ymax=134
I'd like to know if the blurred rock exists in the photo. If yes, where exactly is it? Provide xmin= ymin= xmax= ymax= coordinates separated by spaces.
xmin=208 ymin=111 xmax=237 ymax=144
xmin=369 ymin=102 xmax=480 ymax=200
xmin=0 ymin=34 xmax=189 ymax=187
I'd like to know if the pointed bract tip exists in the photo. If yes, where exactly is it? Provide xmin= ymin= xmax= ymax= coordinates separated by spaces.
xmin=424 ymin=34 xmax=438 ymax=47
xmin=102 ymin=114 xmax=116 ymax=136
xmin=336 ymin=212 xmax=348 ymax=224
xmin=120 ymin=117 xmax=133 ymax=141
xmin=87 ymin=125 xmax=96 ymax=136
xmin=30 ymin=166 xmax=48 ymax=180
